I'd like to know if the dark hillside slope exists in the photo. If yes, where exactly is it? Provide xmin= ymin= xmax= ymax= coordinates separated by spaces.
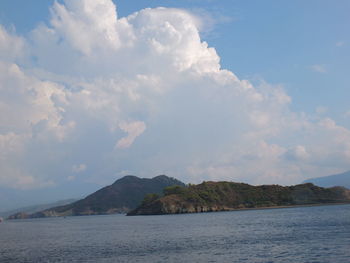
xmin=9 ymin=175 xmax=184 ymax=219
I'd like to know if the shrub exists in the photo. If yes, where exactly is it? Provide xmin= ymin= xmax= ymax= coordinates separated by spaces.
xmin=163 ymin=185 xmax=187 ymax=196
xmin=142 ymin=193 xmax=160 ymax=205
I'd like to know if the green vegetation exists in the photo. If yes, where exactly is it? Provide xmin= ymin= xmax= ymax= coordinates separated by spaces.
xmin=142 ymin=193 xmax=160 ymax=205
xmin=128 ymin=181 xmax=350 ymax=215
xmin=163 ymin=185 xmax=187 ymax=196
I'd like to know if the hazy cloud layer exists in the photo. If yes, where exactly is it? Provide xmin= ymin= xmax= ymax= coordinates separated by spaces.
xmin=0 ymin=0 xmax=349 ymax=189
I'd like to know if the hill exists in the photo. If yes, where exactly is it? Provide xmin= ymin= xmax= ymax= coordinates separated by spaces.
xmin=128 ymin=181 xmax=350 ymax=215
xmin=303 ymin=171 xmax=350 ymax=189
xmin=0 ymin=198 xmax=77 ymax=218
xmin=8 ymin=175 xmax=184 ymax=219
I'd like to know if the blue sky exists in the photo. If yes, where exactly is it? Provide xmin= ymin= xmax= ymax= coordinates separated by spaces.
xmin=0 ymin=0 xmax=349 ymax=210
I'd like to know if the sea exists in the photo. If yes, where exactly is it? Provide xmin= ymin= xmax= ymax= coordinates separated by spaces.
xmin=0 ymin=204 xmax=349 ymax=263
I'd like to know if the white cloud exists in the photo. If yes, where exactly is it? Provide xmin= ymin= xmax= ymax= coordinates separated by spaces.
xmin=0 ymin=61 xmax=73 ymax=139
xmin=284 ymin=145 xmax=310 ymax=161
xmin=188 ymin=8 xmax=233 ymax=37
xmin=0 ymin=0 xmax=349 ymax=190
xmin=116 ymin=121 xmax=146 ymax=149
xmin=0 ymin=61 xmax=73 ymax=189
xmin=0 ymin=25 xmax=26 ymax=62
xmin=50 ymin=0 xmax=121 ymax=55
xmin=311 ymin=64 xmax=327 ymax=73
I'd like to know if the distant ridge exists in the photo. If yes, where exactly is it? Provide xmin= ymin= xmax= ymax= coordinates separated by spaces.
xmin=303 ymin=171 xmax=350 ymax=189
xmin=0 ymin=198 xmax=77 ymax=218
xmin=8 ymin=175 xmax=185 ymax=219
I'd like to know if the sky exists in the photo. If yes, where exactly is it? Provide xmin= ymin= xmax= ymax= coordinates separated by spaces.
xmin=0 ymin=0 xmax=349 ymax=210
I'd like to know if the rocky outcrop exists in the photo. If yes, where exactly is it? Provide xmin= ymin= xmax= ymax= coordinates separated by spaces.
xmin=7 ymin=212 xmax=30 ymax=220
xmin=128 ymin=182 xmax=350 ymax=216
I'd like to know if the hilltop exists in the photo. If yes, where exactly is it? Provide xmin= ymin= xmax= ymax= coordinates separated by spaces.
xmin=128 ymin=181 xmax=350 ymax=215
xmin=8 ymin=175 xmax=184 ymax=219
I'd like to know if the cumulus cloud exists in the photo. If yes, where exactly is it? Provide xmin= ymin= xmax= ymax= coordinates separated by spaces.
xmin=49 ymin=0 xmax=122 ymax=55
xmin=0 ymin=0 xmax=349 ymax=191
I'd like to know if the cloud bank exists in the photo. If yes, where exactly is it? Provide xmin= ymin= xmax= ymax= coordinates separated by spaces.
xmin=0 ymin=0 xmax=349 ymax=190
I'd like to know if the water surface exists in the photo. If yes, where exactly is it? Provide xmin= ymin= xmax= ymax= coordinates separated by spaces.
xmin=1 ymin=204 xmax=349 ymax=262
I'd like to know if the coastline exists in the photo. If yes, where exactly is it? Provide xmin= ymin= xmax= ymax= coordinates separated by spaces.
xmin=220 ymin=202 xmax=350 ymax=213
xmin=128 ymin=202 xmax=350 ymax=216
xmin=3 ymin=203 xmax=350 ymax=220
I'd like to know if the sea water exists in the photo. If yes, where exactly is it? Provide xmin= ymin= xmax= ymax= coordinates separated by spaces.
xmin=0 ymin=204 xmax=349 ymax=262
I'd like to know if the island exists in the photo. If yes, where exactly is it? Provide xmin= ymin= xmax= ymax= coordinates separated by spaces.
xmin=127 ymin=181 xmax=350 ymax=215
